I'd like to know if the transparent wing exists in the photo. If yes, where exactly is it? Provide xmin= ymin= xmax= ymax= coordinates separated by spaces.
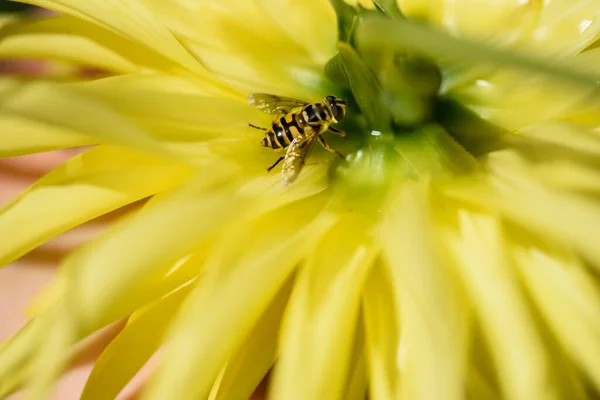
xmin=281 ymin=133 xmax=318 ymax=186
xmin=248 ymin=93 xmax=309 ymax=115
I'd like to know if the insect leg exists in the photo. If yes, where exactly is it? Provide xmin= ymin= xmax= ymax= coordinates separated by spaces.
xmin=328 ymin=126 xmax=346 ymax=137
xmin=267 ymin=156 xmax=285 ymax=172
xmin=249 ymin=123 xmax=267 ymax=131
xmin=317 ymin=135 xmax=345 ymax=159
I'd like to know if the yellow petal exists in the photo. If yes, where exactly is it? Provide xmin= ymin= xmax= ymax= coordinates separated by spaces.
xmin=2 ymin=80 xmax=195 ymax=160
xmin=444 ymin=211 xmax=552 ymax=400
xmin=531 ymin=0 xmax=600 ymax=56
xmin=361 ymin=261 xmax=398 ymax=400
xmin=0 ymin=116 xmax=94 ymax=157
xmin=381 ymin=181 xmax=469 ymax=400
xmin=343 ymin=330 xmax=368 ymax=400
xmin=514 ymin=247 xmax=600 ymax=392
xmin=396 ymin=0 xmax=445 ymax=24
xmin=0 ymin=17 xmax=138 ymax=73
xmin=80 ymin=283 xmax=193 ymax=400
xmin=24 ymin=302 xmax=75 ymax=400
xmin=209 ymin=278 xmax=293 ymax=400
xmin=258 ymin=0 xmax=337 ymax=65
xmin=142 ymin=201 xmax=337 ymax=400
xmin=486 ymin=151 xmax=600 ymax=268
xmin=441 ymin=0 xmax=540 ymax=45
xmin=0 ymin=78 xmax=93 ymax=156
xmin=0 ymin=145 xmax=192 ymax=266
xmin=74 ymin=72 xmax=213 ymax=95
xmin=269 ymin=216 xmax=376 ymax=400
xmin=517 ymin=122 xmax=600 ymax=157
xmin=0 ymin=320 xmax=43 ymax=397
xmin=141 ymin=0 xmax=329 ymax=98
xmin=15 ymin=0 xmax=207 ymax=76
xmin=62 ymin=162 xmax=240 ymax=332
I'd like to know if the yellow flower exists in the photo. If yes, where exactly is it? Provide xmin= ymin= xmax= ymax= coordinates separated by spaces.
xmin=2 ymin=1 xmax=600 ymax=400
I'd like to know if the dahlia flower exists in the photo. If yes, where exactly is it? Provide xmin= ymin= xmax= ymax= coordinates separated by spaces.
xmin=2 ymin=0 xmax=600 ymax=399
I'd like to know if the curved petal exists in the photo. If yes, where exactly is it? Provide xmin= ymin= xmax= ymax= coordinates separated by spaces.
xmin=396 ymin=0 xmax=445 ymax=24
xmin=381 ymin=181 xmax=469 ymax=400
xmin=14 ymin=0 xmax=207 ymax=77
xmin=80 ymin=283 xmax=194 ymax=400
xmin=531 ymin=0 xmax=600 ymax=56
xmin=141 ymin=0 xmax=330 ymax=98
xmin=0 ymin=145 xmax=193 ymax=266
xmin=269 ymin=216 xmax=376 ymax=400
xmin=441 ymin=0 xmax=540 ymax=45
xmin=0 ymin=78 xmax=94 ymax=156
xmin=142 ymin=201 xmax=337 ymax=400
xmin=3 ymin=81 xmax=172 ymax=158
xmin=60 ymin=162 xmax=240 ymax=332
xmin=258 ymin=0 xmax=337 ymax=65
xmin=485 ymin=151 xmax=600 ymax=268
xmin=0 ymin=18 xmax=138 ymax=74
xmin=0 ymin=115 xmax=94 ymax=157
xmin=444 ymin=211 xmax=553 ymax=400
xmin=209 ymin=278 xmax=293 ymax=400
xmin=361 ymin=262 xmax=398 ymax=400
xmin=514 ymin=247 xmax=600 ymax=393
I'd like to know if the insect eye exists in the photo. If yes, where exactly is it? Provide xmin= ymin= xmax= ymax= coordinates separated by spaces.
xmin=331 ymin=104 xmax=345 ymax=122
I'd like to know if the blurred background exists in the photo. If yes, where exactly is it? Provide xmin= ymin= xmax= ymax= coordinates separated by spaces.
xmin=0 ymin=0 xmax=32 ymax=12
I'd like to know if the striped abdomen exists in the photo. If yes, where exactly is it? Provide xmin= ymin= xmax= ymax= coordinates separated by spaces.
xmin=261 ymin=112 xmax=306 ymax=149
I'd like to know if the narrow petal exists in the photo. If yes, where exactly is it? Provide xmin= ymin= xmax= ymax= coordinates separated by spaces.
xmin=142 ymin=201 xmax=337 ymax=400
xmin=1 ymin=80 xmax=208 ymax=160
xmin=0 ymin=320 xmax=43 ymax=397
xmin=381 ymin=181 xmax=469 ymax=400
xmin=269 ymin=216 xmax=376 ymax=400
xmin=80 ymin=283 xmax=193 ymax=400
xmin=0 ymin=145 xmax=193 ymax=266
xmin=442 ymin=0 xmax=540 ymax=44
xmin=361 ymin=261 xmax=398 ymax=400
xmin=14 ymin=0 xmax=208 ymax=77
xmin=444 ymin=211 xmax=552 ymax=400
xmin=0 ymin=17 xmax=138 ymax=73
xmin=24 ymin=302 xmax=75 ymax=400
xmin=531 ymin=0 xmax=600 ymax=55
xmin=258 ymin=0 xmax=337 ymax=64
xmin=514 ymin=247 xmax=600 ymax=392
xmin=208 ymin=279 xmax=293 ymax=400
xmin=486 ymin=151 xmax=600 ymax=268
xmin=396 ymin=0 xmax=445 ymax=24
xmin=343 ymin=330 xmax=368 ymax=400
xmin=141 ymin=0 xmax=329 ymax=98
xmin=62 ymin=162 xmax=240 ymax=332
xmin=0 ymin=115 xmax=94 ymax=157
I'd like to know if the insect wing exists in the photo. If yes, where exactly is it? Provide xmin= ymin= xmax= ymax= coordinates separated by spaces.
xmin=281 ymin=134 xmax=318 ymax=186
xmin=248 ymin=93 xmax=308 ymax=115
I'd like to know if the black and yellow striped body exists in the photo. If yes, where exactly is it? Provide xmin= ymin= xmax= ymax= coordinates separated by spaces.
xmin=261 ymin=102 xmax=333 ymax=149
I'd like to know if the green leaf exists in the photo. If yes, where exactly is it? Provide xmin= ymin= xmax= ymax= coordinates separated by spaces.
xmin=359 ymin=17 xmax=600 ymax=90
xmin=324 ymin=52 xmax=351 ymax=89
xmin=328 ymin=0 xmax=358 ymax=43
xmin=370 ymin=0 xmax=404 ymax=19
xmin=338 ymin=42 xmax=390 ymax=130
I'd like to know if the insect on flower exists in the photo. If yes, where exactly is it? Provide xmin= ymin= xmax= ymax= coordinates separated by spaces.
xmin=248 ymin=93 xmax=348 ymax=185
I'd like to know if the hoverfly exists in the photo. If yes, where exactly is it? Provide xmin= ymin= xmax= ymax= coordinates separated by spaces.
xmin=248 ymin=93 xmax=348 ymax=185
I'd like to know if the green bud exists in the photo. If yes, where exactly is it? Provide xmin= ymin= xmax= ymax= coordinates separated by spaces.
xmin=382 ymin=91 xmax=432 ymax=127
xmin=395 ymin=123 xmax=479 ymax=175
xmin=332 ymin=134 xmax=409 ymax=198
